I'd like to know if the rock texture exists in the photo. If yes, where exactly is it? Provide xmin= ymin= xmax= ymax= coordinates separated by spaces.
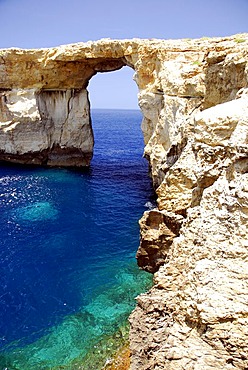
xmin=0 ymin=88 xmax=93 ymax=165
xmin=130 ymin=37 xmax=248 ymax=370
xmin=0 ymin=34 xmax=248 ymax=369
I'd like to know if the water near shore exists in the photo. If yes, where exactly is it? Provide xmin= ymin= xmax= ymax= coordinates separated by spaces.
xmin=0 ymin=109 xmax=154 ymax=369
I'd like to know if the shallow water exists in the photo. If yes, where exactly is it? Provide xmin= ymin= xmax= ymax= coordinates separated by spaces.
xmin=0 ymin=109 xmax=154 ymax=369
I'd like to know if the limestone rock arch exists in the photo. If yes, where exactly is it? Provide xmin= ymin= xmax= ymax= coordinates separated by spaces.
xmin=1 ymin=36 xmax=248 ymax=370
xmin=0 ymin=44 xmax=136 ymax=167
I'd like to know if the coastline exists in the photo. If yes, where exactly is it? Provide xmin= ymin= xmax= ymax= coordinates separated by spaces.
xmin=0 ymin=35 xmax=248 ymax=369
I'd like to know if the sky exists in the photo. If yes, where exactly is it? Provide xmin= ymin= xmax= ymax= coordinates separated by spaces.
xmin=0 ymin=0 xmax=247 ymax=109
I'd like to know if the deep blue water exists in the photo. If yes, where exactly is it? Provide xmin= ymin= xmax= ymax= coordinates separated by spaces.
xmin=0 ymin=109 xmax=154 ymax=369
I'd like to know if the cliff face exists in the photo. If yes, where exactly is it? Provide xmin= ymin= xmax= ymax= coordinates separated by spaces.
xmin=0 ymin=88 xmax=93 ymax=165
xmin=0 ymin=35 xmax=248 ymax=369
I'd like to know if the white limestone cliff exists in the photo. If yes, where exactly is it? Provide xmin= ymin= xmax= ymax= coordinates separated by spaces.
xmin=0 ymin=34 xmax=247 ymax=369
xmin=0 ymin=88 xmax=93 ymax=165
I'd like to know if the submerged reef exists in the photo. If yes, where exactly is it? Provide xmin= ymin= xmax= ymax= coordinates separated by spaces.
xmin=0 ymin=34 xmax=248 ymax=369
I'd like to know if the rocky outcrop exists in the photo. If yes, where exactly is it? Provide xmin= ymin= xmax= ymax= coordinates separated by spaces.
xmin=131 ymin=69 xmax=248 ymax=368
xmin=0 ymin=88 xmax=93 ymax=165
xmin=137 ymin=210 xmax=184 ymax=273
xmin=0 ymin=34 xmax=248 ymax=369
xmin=134 ymin=35 xmax=248 ymax=370
xmin=130 ymin=163 xmax=248 ymax=369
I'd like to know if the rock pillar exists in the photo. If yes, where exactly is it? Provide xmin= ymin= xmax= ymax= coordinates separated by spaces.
xmin=0 ymin=88 xmax=93 ymax=166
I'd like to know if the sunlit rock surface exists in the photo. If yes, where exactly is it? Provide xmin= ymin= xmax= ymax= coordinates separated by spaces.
xmin=0 ymin=34 xmax=248 ymax=369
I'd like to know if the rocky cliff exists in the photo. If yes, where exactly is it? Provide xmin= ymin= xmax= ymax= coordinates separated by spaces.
xmin=0 ymin=34 xmax=248 ymax=369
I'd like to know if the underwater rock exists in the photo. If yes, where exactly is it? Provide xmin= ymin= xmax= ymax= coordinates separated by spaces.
xmin=14 ymin=201 xmax=58 ymax=222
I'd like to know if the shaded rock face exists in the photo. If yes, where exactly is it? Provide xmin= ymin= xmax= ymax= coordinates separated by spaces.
xmin=0 ymin=88 xmax=93 ymax=166
xmin=0 ymin=35 xmax=248 ymax=369
xmin=137 ymin=210 xmax=184 ymax=273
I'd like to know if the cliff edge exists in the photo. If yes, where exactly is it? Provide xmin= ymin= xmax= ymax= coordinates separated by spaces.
xmin=0 ymin=34 xmax=248 ymax=369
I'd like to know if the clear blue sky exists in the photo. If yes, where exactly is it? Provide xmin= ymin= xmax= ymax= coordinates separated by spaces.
xmin=0 ymin=0 xmax=247 ymax=109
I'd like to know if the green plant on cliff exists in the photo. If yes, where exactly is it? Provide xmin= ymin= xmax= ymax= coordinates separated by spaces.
xmin=235 ymin=38 xmax=246 ymax=43
xmin=193 ymin=60 xmax=202 ymax=66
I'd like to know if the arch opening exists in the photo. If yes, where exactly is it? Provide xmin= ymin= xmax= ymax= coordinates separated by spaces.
xmin=86 ymin=66 xmax=147 ymax=179
xmin=88 ymin=66 xmax=139 ymax=110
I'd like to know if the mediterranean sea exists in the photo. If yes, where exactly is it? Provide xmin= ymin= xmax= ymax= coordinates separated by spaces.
xmin=0 ymin=109 xmax=154 ymax=369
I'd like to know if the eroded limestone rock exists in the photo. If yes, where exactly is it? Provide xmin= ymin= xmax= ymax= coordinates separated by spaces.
xmin=0 ymin=88 xmax=93 ymax=166
xmin=0 ymin=34 xmax=248 ymax=369
xmin=131 ymin=169 xmax=248 ymax=369
xmin=137 ymin=209 xmax=184 ymax=273
xmin=131 ymin=86 xmax=248 ymax=369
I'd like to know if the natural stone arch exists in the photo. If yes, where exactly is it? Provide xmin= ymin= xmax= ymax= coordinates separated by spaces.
xmin=1 ymin=36 xmax=248 ymax=370
xmin=0 ymin=39 xmax=164 ymax=179
xmin=0 ymin=46 xmax=139 ymax=167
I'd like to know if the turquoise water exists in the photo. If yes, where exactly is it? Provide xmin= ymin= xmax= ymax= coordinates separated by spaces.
xmin=0 ymin=109 xmax=154 ymax=369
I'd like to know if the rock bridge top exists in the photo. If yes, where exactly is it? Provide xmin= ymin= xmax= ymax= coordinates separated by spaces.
xmin=0 ymin=35 xmax=247 ymax=171
xmin=1 ymin=35 xmax=247 ymax=90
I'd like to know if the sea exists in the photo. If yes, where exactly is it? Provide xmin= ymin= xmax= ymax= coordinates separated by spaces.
xmin=0 ymin=109 xmax=155 ymax=369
